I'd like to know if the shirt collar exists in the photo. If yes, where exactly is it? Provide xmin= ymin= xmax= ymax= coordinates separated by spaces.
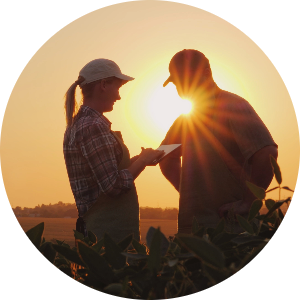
xmin=80 ymin=105 xmax=112 ymax=128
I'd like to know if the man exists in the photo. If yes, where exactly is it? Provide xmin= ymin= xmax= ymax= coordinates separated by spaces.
xmin=159 ymin=49 xmax=278 ymax=233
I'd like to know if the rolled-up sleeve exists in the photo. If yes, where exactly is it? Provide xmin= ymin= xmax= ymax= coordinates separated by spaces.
xmin=79 ymin=122 xmax=133 ymax=197
xmin=229 ymin=100 xmax=277 ymax=161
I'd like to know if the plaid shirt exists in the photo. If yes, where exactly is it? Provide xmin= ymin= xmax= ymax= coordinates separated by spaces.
xmin=63 ymin=105 xmax=133 ymax=217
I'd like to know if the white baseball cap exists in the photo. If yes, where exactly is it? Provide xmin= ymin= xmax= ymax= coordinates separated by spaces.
xmin=78 ymin=58 xmax=134 ymax=87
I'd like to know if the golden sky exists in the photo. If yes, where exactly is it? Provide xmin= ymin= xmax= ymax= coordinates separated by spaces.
xmin=1 ymin=0 xmax=299 ymax=209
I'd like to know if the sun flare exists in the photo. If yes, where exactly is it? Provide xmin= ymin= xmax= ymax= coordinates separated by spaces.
xmin=125 ymin=64 xmax=195 ymax=146
xmin=147 ymin=85 xmax=193 ymax=132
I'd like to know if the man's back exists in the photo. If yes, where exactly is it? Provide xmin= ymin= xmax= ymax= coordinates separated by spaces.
xmin=161 ymin=90 xmax=276 ymax=232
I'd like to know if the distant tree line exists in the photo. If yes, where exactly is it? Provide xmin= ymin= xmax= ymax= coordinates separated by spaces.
xmin=12 ymin=202 xmax=178 ymax=220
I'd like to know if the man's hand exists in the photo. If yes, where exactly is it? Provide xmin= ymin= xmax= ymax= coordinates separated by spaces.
xmin=218 ymin=200 xmax=252 ymax=219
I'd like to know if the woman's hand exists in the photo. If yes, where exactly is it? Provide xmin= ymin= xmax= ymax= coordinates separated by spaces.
xmin=138 ymin=147 xmax=164 ymax=165
xmin=127 ymin=148 xmax=164 ymax=180
xmin=130 ymin=155 xmax=140 ymax=165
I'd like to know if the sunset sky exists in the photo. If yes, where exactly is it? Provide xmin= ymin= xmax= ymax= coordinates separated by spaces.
xmin=1 ymin=1 xmax=299 ymax=210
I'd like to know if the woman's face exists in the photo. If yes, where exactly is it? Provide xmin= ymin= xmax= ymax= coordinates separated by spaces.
xmin=98 ymin=78 xmax=123 ymax=112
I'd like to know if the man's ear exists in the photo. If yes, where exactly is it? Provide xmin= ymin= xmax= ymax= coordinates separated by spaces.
xmin=203 ymin=67 xmax=211 ymax=77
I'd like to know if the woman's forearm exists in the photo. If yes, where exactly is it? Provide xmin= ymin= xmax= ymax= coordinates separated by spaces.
xmin=127 ymin=148 xmax=165 ymax=180
xmin=127 ymin=157 xmax=147 ymax=180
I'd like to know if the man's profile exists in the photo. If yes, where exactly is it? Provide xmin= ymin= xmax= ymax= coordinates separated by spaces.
xmin=159 ymin=49 xmax=278 ymax=233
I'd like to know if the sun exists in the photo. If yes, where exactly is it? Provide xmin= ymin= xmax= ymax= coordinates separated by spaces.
xmin=124 ymin=62 xmax=193 ymax=146
xmin=146 ymin=84 xmax=192 ymax=132
xmin=180 ymin=99 xmax=193 ymax=114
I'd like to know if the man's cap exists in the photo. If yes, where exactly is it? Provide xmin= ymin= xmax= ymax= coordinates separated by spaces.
xmin=163 ymin=49 xmax=209 ymax=87
xmin=78 ymin=59 xmax=134 ymax=87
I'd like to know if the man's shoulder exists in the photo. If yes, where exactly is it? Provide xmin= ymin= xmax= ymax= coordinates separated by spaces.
xmin=218 ymin=90 xmax=252 ymax=110
xmin=161 ymin=114 xmax=187 ymax=144
xmin=219 ymin=89 xmax=246 ymax=103
xmin=169 ymin=114 xmax=187 ymax=131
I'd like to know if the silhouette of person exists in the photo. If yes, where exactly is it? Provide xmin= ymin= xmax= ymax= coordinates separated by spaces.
xmin=63 ymin=59 xmax=163 ymax=242
xmin=159 ymin=49 xmax=278 ymax=233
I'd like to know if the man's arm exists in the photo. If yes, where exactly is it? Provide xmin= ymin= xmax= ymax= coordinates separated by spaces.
xmin=218 ymin=145 xmax=278 ymax=217
xmin=245 ymin=145 xmax=278 ymax=202
xmin=159 ymin=157 xmax=181 ymax=192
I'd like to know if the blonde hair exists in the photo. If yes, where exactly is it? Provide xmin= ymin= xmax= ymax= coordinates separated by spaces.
xmin=64 ymin=76 xmax=117 ymax=127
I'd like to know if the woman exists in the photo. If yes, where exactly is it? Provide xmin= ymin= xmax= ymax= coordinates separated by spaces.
xmin=63 ymin=58 xmax=163 ymax=242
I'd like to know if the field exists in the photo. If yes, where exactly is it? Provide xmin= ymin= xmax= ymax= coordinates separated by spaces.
xmin=17 ymin=217 xmax=177 ymax=247
xmin=16 ymin=204 xmax=289 ymax=248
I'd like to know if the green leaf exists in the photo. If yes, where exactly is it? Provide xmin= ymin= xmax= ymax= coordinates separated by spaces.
xmin=252 ymin=219 xmax=261 ymax=235
xmin=282 ymin=186 xmax=294 ymax=192
xmin=103 ymin=283 xmax=123 ymax=297
xmin=40 ymin=242 xmax=57 ymax=263
xmin=83 ymin=236 xmax=90 ymax=244
xmin=270 ymin=155 xmax=282 ymax=185
xmin=206 ymin=227 xmax=215 ymax=238
xmin=212 ymin=218 xmax=226 ymax=238
xmin=264 ymin=214 xmax=277 ymax=224
xmin=56 ymin=240 xmax=66 ymax=246
xmin=239 ymin=242 xmax=266 ymax=268
xmin=265 ymin=200 xmax=286 ymax=218
xmin=232 ymin=235 xmax=268 ymax=246
xmin=87 ymin=231 xmax=97 ymax=244
xmin=256 ymin=214 xmax=275 ymax=226
xmin=202 ymin=264 xmax=228 ymax=284
xmin=25 ymin=222 xmax=44 ymax=249
xmin=278 ymin=208 xmax=285 ymax=220
xmin=132 ymin=239 xmax=147 ymax=254
xmin=256 ymin=215 xmax=266 ymax=220
xmin=237 ymin=239 xmax=268 ymax=251
xmin=248 ymin=200 xmax=263 ymax=222
xmin=146 ymin=226 xmax=169 ymax=256
xmin=103 ymin=233 xmax=126 ymax=269
xmin=77 ymin=240 xmax=114 ymax=284
xmin=52 ymin=244 xmax=85 ymax=266
xmin=147 ymin=228 xmax=162 ymax=273
xmin=175 ymin=252 xmax=195 ymax=259
xmin=194 ymin=226 xmax=206 ymax=238
xmin=122 ymin=253 xmax=148 ymax=260
xmin=274 ymin=216 xmax=281 ymax=229
xmin=168 ymin=241 xmax=178 ymax=252
xmin=176 ymin=234 xmax=225 ymax=268
xmin=212 ymin=232 xmax=239 ymax=246
xmin=54 ymin=258 xmax=69 ymax=267
xmin=265 ymin=199 xmax=276 ymax=210
xmin=92 ymin=238 xmax=104 ymax=252
xmin=236 ymin=215 xmax=254 ymax=234
xmin=246 ymin=181 xmax=265 ymax=200
xmin=118 ymin=233 xmax=133 ymax=251
xmin=73 ymin=230 xmax=84 ymax=241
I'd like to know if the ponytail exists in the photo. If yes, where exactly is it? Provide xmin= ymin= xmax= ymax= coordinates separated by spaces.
xmin=64 ymin=76 xmax=116 ymax=126
xmin=64 ymin=76 xmax=84 ymax=127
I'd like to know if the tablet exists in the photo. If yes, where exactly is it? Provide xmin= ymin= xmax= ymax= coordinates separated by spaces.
xmin=149 ymin=144 xmax=181 ymax=166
